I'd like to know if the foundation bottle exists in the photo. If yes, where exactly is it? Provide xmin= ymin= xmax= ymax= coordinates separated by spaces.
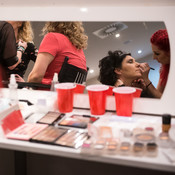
xmin=162 ymin=114 xmax=171 ymax=133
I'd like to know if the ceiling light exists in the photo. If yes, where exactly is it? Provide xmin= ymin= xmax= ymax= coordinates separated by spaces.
xmin=80 ymin=8 xmax=88 ymax=12
xmin=138 ymin=50 xmax=142 ymax=54
xmin=89 ymin=69 xmax=94 ymax=73
xmin=115 ymin=33 xmax=120 ymax=38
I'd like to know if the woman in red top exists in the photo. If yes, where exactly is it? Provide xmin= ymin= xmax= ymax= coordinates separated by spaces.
xmin=140 ymin=29 xmax=170 ymax=98
xmin=28 ymin=22 xmax=88 ymax=85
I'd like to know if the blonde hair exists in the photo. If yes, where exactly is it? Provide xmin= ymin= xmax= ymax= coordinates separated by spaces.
xmin=42 ymin=22 xmax=88 ymax=50
xmin=18 ymin=21 xmax=34 ymax=42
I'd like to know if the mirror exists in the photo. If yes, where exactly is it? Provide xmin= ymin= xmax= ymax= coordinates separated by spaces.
xmin=0 ymin=3 xmax=175 ymax=115
xmin=25 ymin=21 xmax=166 ymax=97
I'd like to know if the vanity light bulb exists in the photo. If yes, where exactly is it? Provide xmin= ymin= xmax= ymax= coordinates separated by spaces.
xmin=80 ymin=8 xmax=88 ymax=12
xmin=138 ymin=50 xmax=142 ymax=54
xmin=89 ymin=69 xmax=94 ymax=73
xmin=115 ymin=33 xmax=120 ymax=38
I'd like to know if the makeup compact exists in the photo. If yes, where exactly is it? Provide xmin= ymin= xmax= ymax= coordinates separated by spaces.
xmin=93 ymin=138 xmax=106 ymax=155
xmin=146 ymin=142 xmax=158 ymax=157
xmin=81 ymin=139 xmax=93 ymax=155
xmin=30 ymin=126 xmax=68 ymax=144
xmin=54 ymin=130 xmax=88 ymax=149
xmin=1 ymin=110 xmax=48 ymax=141
xmin=57 ymin=114 xmax=99 ymax=129
xmin=119 ymin=141 xmax=131 ymax=155
xmin=37 ymin=111 xmax=65 ymax=125
xmin=132 ymin=142 xmax=144 ymax=156
xmin=134 ymin=133 xmax=155 ymax=143
xmin=106 ymin=139 xmax=118 ymax=155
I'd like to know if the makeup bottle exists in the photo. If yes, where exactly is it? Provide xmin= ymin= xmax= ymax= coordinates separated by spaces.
xmin=162 ymin=114 xmax=171 ymax=133
xmin=50 ymin=73 xmax=58 ymax=91
xmin=8 ymin=74 xmax=18 ymax=105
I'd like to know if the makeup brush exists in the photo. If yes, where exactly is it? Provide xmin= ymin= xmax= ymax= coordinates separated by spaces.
xmin=150 ymin=67 xmax=155 ymax=70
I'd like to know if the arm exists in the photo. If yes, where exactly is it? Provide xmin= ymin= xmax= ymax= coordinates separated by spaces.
xmin=8 ymin=40 xmax=27 ymax=70
xmin=140 ymin=63 xmax=162 ymax=98
xmin=28 ymin=52 xmax=54 ymax=83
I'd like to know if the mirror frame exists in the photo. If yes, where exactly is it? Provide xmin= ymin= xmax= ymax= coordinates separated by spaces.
xmin=0 ymin=4 xmax=175 ymax=115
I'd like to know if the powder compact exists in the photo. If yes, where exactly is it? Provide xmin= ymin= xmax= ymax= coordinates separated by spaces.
xmin=146 ymin=142 xmax=158 ymax=157
xmin=30 ymin=126 xmax=68 ymax=143
xmin=119 ymin=141 xmax=131 ymax=155
xmin=37 ymin=111 xmax=65 ymax=125
xmin=135 ymin=133 xmax=155 ymax=143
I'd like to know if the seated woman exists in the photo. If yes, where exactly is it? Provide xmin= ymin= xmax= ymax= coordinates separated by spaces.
xmin=98 ymin=50 xmax=152 ymax=97
xmin=28 ymin=22 xmax=88 ymax=85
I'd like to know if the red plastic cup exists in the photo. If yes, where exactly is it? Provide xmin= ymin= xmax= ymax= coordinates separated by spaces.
xmin=133 ymin=87 xmax=143 ymax=98
xmin=106 ymin=85 xmax=115 ymax=96
xmin=113 ymin=87 xmax=136 ymax=117
xmin=55 ymin=83 xmax=76 ymax=113
xmin=86 ymin=84 xmax=109 ymax=115
xmin=74 ymin=84 xmax=85 ymax=94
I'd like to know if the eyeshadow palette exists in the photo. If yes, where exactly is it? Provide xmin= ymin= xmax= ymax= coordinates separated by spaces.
xmin=54 ymin=130 xmax=88 ymax=149
xmin=57 ymin=114 xmax=99 ymax=129
xmin=37 ymin=111 xmax=65 ymax=125
xmin=6 ymin=123 xmax=48 ymax=141
xmin=30 ymin=126 xmax=68 ymax=144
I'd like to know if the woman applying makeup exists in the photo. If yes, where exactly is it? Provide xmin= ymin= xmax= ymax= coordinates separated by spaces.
xmin=140 ymin=29 xmax=170 ymax=98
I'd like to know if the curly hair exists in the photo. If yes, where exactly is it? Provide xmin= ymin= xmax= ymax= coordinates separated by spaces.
xmin=150 ymin=29 xmax=170 ymax=52
xmin=98 ymin=50 xmax=131 ymax=86
xmin=18 ymin=22 xmax=34 ymax=42
xmin=42 ymin=22 xmax=88 ymax=50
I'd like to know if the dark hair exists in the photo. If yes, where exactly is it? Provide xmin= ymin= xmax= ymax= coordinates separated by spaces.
xmin=98 ymin=50 xmax=131 ymax=86
xmin=150 ymin=29 xmax=170 ymax=52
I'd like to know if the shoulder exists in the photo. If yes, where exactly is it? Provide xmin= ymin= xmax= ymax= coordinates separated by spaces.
xmin=0 ymin=21 xmax=13 ymax=33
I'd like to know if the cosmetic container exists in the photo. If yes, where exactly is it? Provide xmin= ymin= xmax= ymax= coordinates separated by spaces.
xmin=146 ymin=142 xmax=158 ymax=157
xmin=81 ymin=139 xmax=93 ymax=155
xmin=132 ymin=142 xmax=144 ymax=156
xmin=144 ymin=127 xmax=154 ymax=135
xmin=162 ymin=114 xmax=171 ymax=133
xmin=93 ymin=138 xmax=106 ymax=155
xmin=157 ymin=132 xmax=172 ymax=148
xmin=50 ymin=73 xmax=58 ymax=91
xmin=134 ymin=133 xmax=155 ymax=143
xmin=8 ymin=74 xmax=18 ymax=105
xmin=119 ymin=141 xmax=132 ymax=155
xmin=106 ymin=139 xmax=118 ymax=155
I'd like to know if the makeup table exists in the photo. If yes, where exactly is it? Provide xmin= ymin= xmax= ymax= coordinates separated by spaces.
xmin=0 ymin=88 xmax=175 ymax=175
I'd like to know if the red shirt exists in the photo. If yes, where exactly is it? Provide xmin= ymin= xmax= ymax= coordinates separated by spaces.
xmin=38 ymin=32 xmax=87 ymax=84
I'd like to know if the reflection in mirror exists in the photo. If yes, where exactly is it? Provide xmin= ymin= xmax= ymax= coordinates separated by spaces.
xmin=24 ymin=21 xmax=168 ymax=98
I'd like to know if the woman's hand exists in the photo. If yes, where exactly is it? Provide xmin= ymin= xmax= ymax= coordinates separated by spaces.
xmin=139 ymin=62 xmax=150 ymax=80
xmin=14 ymin=74 xmax=25 ymax=82
xmin=18 ymin=39 xmax=27 ymax=50
xmin=132 ymin=78 xmax=146 ymax=90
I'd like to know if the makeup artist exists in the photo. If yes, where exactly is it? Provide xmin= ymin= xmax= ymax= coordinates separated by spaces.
xmin=140 ymin=29 xmax=170 ymax=98
xmin=7 ymin=21 xmax=38 ymax=82
xmin=28 ymin=22 xmax=88 ymax=85
xmin=0 ymin=21 xmax=27 ymax=86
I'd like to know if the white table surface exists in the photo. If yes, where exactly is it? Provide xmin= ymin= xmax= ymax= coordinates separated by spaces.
xmin=0 ymin=88 xmax=175 ymax=173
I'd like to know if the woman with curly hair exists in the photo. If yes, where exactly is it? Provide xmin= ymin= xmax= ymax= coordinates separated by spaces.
xmin=140 ymin=29 xmax=170 ymax=98
xmin=28 ymin=22 xmax=88 ymax=85
xmin=98 ymin=50 xmax=142 ymax=87
xmin=7 ymin=21 xmax=38 ymax=81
